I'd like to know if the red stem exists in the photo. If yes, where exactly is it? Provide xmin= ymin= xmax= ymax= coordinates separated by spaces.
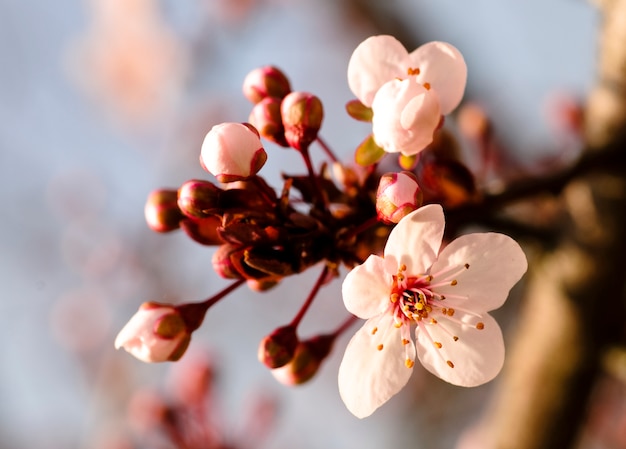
xmin=290 ymin=264 xmax=329 ymax=328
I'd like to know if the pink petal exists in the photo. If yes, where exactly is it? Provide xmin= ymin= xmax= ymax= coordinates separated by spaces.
xmin=408 ymin=41 xmax=467 ymax=115
xmin=430 ymin=233 xmax=527 ymax=312
xmin=415 ymin=312 xmax=504 ymax=387
xmin=384 ymin=204 xmax=445 ymax=277
xmin=338 ymin=314 xmax=415 ymax=418
xmin=342 ymin=255 xmax=391 ymax=319
xmin=347 ymin=35 xmax=410 ymax=107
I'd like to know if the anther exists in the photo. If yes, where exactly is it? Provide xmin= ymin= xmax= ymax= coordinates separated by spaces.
xmin=407 ymin=68 xmax=420 ymax=76
xmin=450 ymin=279 xmax=458 ymax=286
xmin=371 ymin=327 xmax=378 ymax=335
xmin=390 ymin=293 xmax=399 ymax=303
xmin=399 ymin=263 xmax=407 ymax=272
xmin=464 ymin=263 xmax=470 ymax=269
xmin=453 ymin=336 xmax=459 ymax=341
xmin=434 ymin=341 xmax=442 ymax=349
xmin=423 ymin=82 xmax=431 ymax=90
xmin=447 ymin=360 xmax=455 ymax=368
xmin=476 ymin=322 xmax=485 ymax=330
xmin=405 ymin=359 xmax=415 ymax=368
xmin=402 ymin=339 xmax=410 ymax=345
xmin=447 ymin=308 xmax=455 ymax=317
xmin=377 ymin=344 xmax=384 ymax=351
xmin=430 ymin=318 xmax=438 ymax=324
xmin=394 ymin=322 xmax=402 ymax=329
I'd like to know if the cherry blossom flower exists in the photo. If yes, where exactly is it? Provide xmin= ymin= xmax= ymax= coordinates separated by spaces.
xmin=115 ymin=302 xmax=190 ymax=362
xmin=347 ymin=35 xmax=467 ymax=156
xmin=338 ymin=204 xmax=527 ymax=418
xmin=200 ymin=122 xmax=267 ymax=183
xmin=376 ymin=171 xmax=423 ymax=224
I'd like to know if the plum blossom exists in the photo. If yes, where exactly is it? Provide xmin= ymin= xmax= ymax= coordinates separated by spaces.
xmin=347 ymin=35 xmax=467 ymax=156
xmin=115 ymin=302 xmax=190 ymax=362
xmin=338 ymin=204 xmax=527 ymax=418
xmin=376 ymin=171 xmax=423 ymax=224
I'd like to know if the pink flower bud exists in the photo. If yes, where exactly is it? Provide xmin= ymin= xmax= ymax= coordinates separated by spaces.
xmin=376 ymin=171 xmax=423 ymax=224
xmin=249 ymin=97 xmax=289 ymax=147
xmin=177 ymin=179 xmax=222 ymax=219
xmin=242 ymin=66 xmax=291 ymax=104
xmin=258 ymin=325 xmax=299 ymax=369
xmin=281 ymin=91 xmax=324 ymax=151
xmin=114 ymin=302 xmax=191 ymax=362
xmin=200 ymin=122 xmax=267 ymax=183
xmin=271 ymin=335 xmax=334 ymax=385
xmin=144 ymin=189 xmax=184 ymax=232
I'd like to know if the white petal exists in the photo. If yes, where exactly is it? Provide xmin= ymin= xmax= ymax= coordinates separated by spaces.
xmin=338 ymin=314 xmax=415 ymax=418
xmin=342 ymin=255 xmax=391 ymax=319
xmin=415 ymin=312 xmax=503 ymax=387
xmin=409 ymin=41 xmax=467 ymax=115
xmin=384 ymin=204 xmax=445 ymax=276
xmin=430 ymin=233 xmax=527 ymax=312
xmin=347 ymin=35 xmax=410 ymax=107
xmin=398 ymin=89 xmax=441 ymax=156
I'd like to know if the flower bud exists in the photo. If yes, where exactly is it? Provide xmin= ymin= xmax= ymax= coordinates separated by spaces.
xmin=200 ymin=122 xmax=267 ymax=183
xmin=180 ymin=216 xmax=223 ymax=246
xmin=271 ymin=335 xmax=334 ymax=385
xmin=376 ymin=171 xmax=423 ymax=224
xmin=281 ymin=91 xmax=324 ymax=151
xmin=249 ymin=97 xmax=289 ymax=147
xmin=177 ymin=179 xmax=222 ymax=219
xmin=242 ymin=65 xmax=291 ymax=104
xmin=258 ymin=325 xmax=298 ymax=369
xmin=212 ymin=244 xmax=246 ymax=279
xmin=115 ymin=302 xmax=191 ymax=362
xmin=144 ymin=189 xmax=184 ymax=233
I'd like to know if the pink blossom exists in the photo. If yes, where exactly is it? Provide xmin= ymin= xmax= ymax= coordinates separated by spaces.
xmin=347 ymin=35 xmax=466 ymax=156
xmin=376 ymin=171 xmax=423 ymax=224
xmin=338 ymin=204 xmax=527 ymax=418
xmin=115 ymin=302 xmax=190 ymax=362
xmin=200 ymin=122 xmax=267 ymax=183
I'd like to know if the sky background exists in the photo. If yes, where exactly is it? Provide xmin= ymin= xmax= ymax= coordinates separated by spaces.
xmin=0 ymin=0 xmax=599 ymax=448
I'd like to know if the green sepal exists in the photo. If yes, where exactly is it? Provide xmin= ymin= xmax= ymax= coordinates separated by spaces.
xmin=345 ymin=99 xmax=373 ymax=122
xmin=355 ymin=134 xmax=386 ymax=166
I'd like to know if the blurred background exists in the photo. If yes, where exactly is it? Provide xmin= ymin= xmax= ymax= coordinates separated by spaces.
xmin=0 ymin=0 xmax=604 ymax=448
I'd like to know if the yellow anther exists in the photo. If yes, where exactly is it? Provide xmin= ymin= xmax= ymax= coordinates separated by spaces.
xmin=371 ymin=327 xmax=378 ymax=335
xmin=426 ymin=275 xmax=433 ymax=282
xmin=405 ymin=359 xmax=415 ymax=368
xmin=394 ymin=322 xmax=402 ymax=328
xmin=453 ymin=336 xmax=459 ymax=341
xmin=434 ymin=341 xmax=442 ymax=349
xmin=407 ymin=67 xmax=420 ymax=76
xmin=447 ymin=360 xmax=455 ymax=368
xmin=450 ymin=279 xmax=458 ymax=286
xmin=476 ymin=322 xmax=485 ymax=330
xmin=423 ymin=82 xmax=431 ymax=90
xmin=390 ymin=293 xmax=399 ymax=303
xmin=430 ymin=318 xmax=438 ymax=324
xmin=377 ymin=344 xmax=384 ymax=351
xmin=426 ymin=306 xmax=432 ymax=313
xmin=397 ymin=274 xmax=404 ymax=282
xmin=442 ymin=308 xmax=447 ymax=314
xmin=402 ymin=338 xmax=410 ymax=345
xmin=399 ymin=263 xmax=407 ymax=272
xmin=416 ymin=302 xmax=424 ymax=311
xmin=447 ymin=308 xmax=455 ymax=317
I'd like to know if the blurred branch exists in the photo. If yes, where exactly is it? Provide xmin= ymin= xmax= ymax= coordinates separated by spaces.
xmin=471 ymin=2 xmax=626 ymax=448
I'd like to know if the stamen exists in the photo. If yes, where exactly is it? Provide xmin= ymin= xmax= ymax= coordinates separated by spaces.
xmin=476 ymin=322 xmax=485 ymax=330
xmin=405 ymin=359 xmax=415 ymax=368
xmin=407 ymin=67 xmax=420 ymax=76
xmin=446 ymin=308 xmax=455 ymax=317
xmin=433 ymin=341 xmax=442 ymax=349
xmin=447 ymin=360 xmax=455 ymax=368
xmin=371 ymin=327 xmax=378 ymax=335
xmin=423 ymin=82 xmax=431 ymax=90
xmin=453 ymin=336 xmax=459 ymax=341
xmin=377 ymin=344 xmax=384 ymax=351
xmin=402 ymin=339 xmax=410 ymax=345
xmin=450 ymin=279 xmax=458 ymax=286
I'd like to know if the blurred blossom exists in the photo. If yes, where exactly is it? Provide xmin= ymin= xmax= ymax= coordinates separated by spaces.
xmin=45 ymin=167 xmax=107 ymax=222
xmin=68 ymin=0 xmax=189 ymax=127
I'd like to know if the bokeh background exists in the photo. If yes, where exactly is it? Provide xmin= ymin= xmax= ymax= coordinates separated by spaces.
xmin=0 ymin=1 xmax=601 ymax=448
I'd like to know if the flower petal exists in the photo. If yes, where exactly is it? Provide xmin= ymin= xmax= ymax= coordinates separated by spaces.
xmin=409 ymin=41 xmax=467 ymax=115
xmin=347 ymin=35 xmax=410 ymax=107
xmin=415 ymin=312 xmax=504 ymax=386
xmin=430 ymin=233 xmax=527 ymax=312
xmin=342 ymin=255 xmax=390 ymax=319
xmin=384 ymin=204 xmax=445 ymax=277
xmin=398 ymin=89 xmax=441 ymax=156
xmin=338 ymin=314 xmax=415 ymax=418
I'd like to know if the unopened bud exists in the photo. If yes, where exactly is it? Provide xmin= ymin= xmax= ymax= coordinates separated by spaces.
xmin=281 ymin=91 xmax=324 ymax=151
xmin=243 ymin=66 xmax=291 ymax=104
xmin=180 ymin=216 xmax=223 ymax=246
xmin=200 ymin=122 xmax=267 ymax=183
xmin=144 ymin=189 xmax=184 ymax=233
xmin=178 ymin=179 xmax=222 ymax=219
xmin=376 ymin=171 xmax=423 ymax=224
xmin=249 ymin=97 xmax=289 ymax=147
xmin=271 ymin=335 xmax=334 ymax=385
xmin=258 ymin=325 xmax=298 ymax=369
xmin=212 ymin=244 xmax=245 ymax=279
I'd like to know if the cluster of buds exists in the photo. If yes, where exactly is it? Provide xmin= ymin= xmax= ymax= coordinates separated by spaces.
xmin=117 ymin=35 xmax=513 ymax=397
